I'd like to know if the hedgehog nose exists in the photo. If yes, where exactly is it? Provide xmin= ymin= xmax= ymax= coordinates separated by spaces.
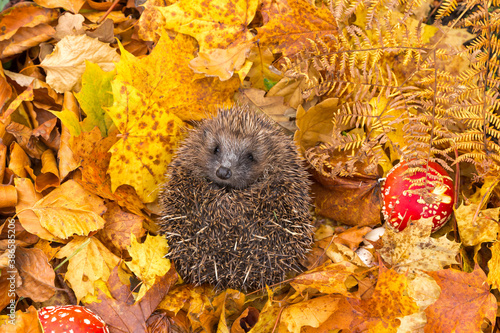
xmin=216 ymin=166 xmax=232 ymax=180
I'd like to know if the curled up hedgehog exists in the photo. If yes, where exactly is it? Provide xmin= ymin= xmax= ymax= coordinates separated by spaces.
xmin=158 ymin=105 xmax=314 ymax=291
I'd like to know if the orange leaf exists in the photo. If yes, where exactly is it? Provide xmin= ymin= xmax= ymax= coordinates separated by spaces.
xmin=347 ymin=268 xmax=419 ymax=332
xmin=425 ymin=265 xmax=497 ymax=333
xmin=0 ymin=185 xmax=16 ymax=209
xmin=257 ymin=0 xmax=339 ymax=56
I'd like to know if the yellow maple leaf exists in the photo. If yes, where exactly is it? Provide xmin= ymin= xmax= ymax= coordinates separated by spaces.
xmin=40 ymin=34 xmax=119 ymax=93
xmin=125 ymin=234 xmax=171 ymax=301
xmin=106 ymin=80 xmax=184 ymax=203
xmin=29 ymin=180 xmax=107 ymax=239
xmin=55 ymin=236 xmax=120 ymax=303
xmin=155 ymin=0 xmax=257 ymax=51
xmin=114 ymin=34 xmax=239 ymax=122
xmin=488 ymin=242 xmax=500 ymax=289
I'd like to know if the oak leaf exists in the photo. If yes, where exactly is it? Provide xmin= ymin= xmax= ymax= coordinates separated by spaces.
xmin=40 ymin=35 xmax=119 ymax=93
xmin=425 ymin=265 xmax=497 ymax=333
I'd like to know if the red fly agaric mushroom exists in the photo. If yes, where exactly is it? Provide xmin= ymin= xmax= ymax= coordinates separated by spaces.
xmin=381 ymin=161 xmax=454 ymax=232
xmin=38 ymin=305 xmax=109 ymax=333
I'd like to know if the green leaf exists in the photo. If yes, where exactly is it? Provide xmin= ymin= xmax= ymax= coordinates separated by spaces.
xmin=75 ymin=61 xmax=116 ymax=137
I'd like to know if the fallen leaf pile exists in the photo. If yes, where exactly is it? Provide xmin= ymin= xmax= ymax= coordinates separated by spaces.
xmin=0 ymin=0 xmax=499 ymax=332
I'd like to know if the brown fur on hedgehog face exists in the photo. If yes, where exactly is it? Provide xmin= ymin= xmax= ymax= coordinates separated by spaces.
xmin=184 ymin=108 xmax=283 ymax=189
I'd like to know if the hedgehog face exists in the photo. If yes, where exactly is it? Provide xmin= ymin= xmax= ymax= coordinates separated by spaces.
xmin=201 ymin=130 xmax=267 ymax=189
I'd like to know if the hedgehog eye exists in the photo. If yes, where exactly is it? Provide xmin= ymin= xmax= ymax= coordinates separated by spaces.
xmin=247 ymin=153 xmax=254 ymax=161
xmin=213 ymin=146 xmax=220 ymax=154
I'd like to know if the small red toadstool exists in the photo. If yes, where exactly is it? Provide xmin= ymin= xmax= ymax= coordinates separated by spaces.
xmin=38 ymin=305 xmax=109 ymax=333
xmin=382 ymin=161 xmax=454 ymax=232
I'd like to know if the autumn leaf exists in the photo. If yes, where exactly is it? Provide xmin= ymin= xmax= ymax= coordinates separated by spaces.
xmin=455 ymin=203 xmax=499 ymax=247
xmin=55 ymin=236 xmax=120 ymax=303
xmin=257 ymin=0 xmax=339 ymax=56
xmin=280 ymin=294 xmax=343 ymax=333
xmin=125 ymin=234 xmax=171 ymax=300
xmin=291 ymin=261 xmax=358 ymax=295
xmin=156 ymin=0 xmax=258 ymax=51
xmin=114 ymin=33 xmax=240 ymax=122
xmin=347 ymin=268 xmax=419 ymax=332
xmin=40 ymin=34 xmax=119 ymax=93
xmin=0 ymin=306 xmax=41 ymax=333
xmin=379 ymin=217 xmax=460 ymax=273
xmin=106 ymin=80 xmax=184 ymax=203
xmin=425 ymin=265 xmax=497 ymax=333
xmin=29 ymin=180 xmax=107 ymax=239
xmin=86 ymin=265 xmax=178 ymax=333
xmin=75 ymin=61 xmax=116 ymax=136
xmin=33 ymin=0 xmax=86 ymax=13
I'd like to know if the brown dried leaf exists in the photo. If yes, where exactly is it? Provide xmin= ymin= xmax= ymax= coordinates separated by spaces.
xmin=98 ymin=202 xmax=146 ymax=253
xmin=0 ymin=24 xmax=56 ymax=59
xmin=86 ymin=265 xmax=178 ymax=333
xmin=33 ymin=0 xmax=86 ymax=14
xmin=311 ymin=168 xmax=382 ymax=227
xmin=14 ymin=247 xmax=56 ymax=302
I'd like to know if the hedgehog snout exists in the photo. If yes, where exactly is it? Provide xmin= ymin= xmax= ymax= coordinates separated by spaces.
xmin=216 ymin=166 xmax=232 ymax=180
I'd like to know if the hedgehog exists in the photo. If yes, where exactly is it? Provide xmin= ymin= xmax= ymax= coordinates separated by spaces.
xmin=158 ymin=105 xmax=313 ymax=291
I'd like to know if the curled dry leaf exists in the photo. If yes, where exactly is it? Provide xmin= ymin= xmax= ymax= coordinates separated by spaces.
xmin=0 ymin=185 xmax=17 ymax=209
xmin=34 ymin=149 xmax=60 ymax=192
